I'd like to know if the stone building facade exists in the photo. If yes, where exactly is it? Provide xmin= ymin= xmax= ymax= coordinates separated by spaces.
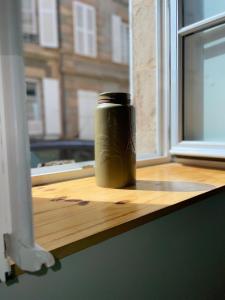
xmin=22 ymin=0 xmax=129 ymax=141
xmin=132 ymin=0 xmax=157 ymax=156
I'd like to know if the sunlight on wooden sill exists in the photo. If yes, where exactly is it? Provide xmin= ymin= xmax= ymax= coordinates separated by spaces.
xmin=32 ymin=163 xmax=225 ymax=257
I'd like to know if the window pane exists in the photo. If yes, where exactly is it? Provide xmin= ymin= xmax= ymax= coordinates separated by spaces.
xmin=76 ymin=4 xmax=84 ymax=28
xmin=184 ymin=23 xmax=225 ymax=142
xmin=22 ymin=0 xmax=130 ymax=168
xmin=183 ymin=0 xmax=225 ymax=26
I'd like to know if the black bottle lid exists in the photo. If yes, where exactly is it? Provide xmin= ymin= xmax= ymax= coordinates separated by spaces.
xmin=98 ymin=92 xmax=131 ymax=105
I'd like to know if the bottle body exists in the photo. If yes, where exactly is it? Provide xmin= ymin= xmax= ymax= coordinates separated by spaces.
xmin=95 ymin=95 xmax=136 ymax=188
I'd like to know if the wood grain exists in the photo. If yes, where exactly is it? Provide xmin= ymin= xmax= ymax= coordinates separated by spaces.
xmin=32 ymin=163 xmax=225 ymax=258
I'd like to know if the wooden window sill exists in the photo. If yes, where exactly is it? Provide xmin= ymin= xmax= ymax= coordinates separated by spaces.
xmin=29 ymin=162 xmax=225 ymax=261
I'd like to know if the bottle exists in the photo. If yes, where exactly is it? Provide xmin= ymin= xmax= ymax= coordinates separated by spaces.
xmin=95 ymin=92 xmax=136 ymax=188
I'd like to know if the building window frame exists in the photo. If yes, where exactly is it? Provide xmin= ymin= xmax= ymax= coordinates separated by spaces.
xmin=170 ymin=0 xmax=225 ymax=159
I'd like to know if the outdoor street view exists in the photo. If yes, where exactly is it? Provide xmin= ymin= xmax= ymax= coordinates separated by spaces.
xmin=22 ymin=0 xmax=129 ymax=167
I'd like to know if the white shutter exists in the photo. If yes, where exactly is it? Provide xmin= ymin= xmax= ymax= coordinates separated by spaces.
xmin=43 ymin=78 xmax=62 ymax=137
xmin=112 ymin=14 xmax=122 ymax=63
xmin=22 ymin=0 xmax=37 ymax=34
xmin=73 ymin=2 xmax=97 ymax=57
xmin=86 ymin=5 xmax=97 ymax=57
xmin=73 ymin=2 xmax=85 ymax=55
xmin=122 ymin=22 xmax=129 ymax=64
xmin=38 ymin=0 xmax=58 ymax=48
xmin=78 ymin=90 xmax=97 ymax=140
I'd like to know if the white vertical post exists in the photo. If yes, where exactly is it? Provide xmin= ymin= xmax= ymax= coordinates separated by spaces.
xmin=0 ymin=0 xmax=54 ymax=282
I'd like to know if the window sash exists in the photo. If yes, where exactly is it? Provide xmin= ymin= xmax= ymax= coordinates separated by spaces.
xmin=170 ymin=0 xmax=225 ymax=158
xmin=178 ymin=11 xmax=225 ymax=36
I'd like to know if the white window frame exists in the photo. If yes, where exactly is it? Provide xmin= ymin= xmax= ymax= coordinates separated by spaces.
xmin=170 ymin=0 xmax=225 ymax=159
xmin=73 ymin=1 xmax=97 ymax=57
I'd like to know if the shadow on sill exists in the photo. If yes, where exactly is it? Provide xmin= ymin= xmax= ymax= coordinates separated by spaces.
xmin=126 ymin=180 xmax=215 ymax=192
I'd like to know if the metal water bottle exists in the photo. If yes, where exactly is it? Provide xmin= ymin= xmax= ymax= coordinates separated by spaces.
xmin=95 ymin=92 xmax=136 ymax=188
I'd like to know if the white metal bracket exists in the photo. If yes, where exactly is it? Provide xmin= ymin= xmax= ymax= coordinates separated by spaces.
xmin=0 ymin=236 xmax=10 ymax=282
xmin=4 ymin=237 xmax=55 ymax=273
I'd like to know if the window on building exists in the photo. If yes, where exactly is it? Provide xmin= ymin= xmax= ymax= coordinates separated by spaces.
xmin=22 ymin=0 xmax=59 ymax=47
xmin=73 ymin=1 xmax=97 ymax=57
xmin=112 ymin=14 xmax=129 ymax=64
xmin=171 ymin=0 xmax=225 ymax=158
xmin=26 ymin=79 xmax=43 ymax=137
xmin=21 ymin=0 xmax=38 ymax=43
xmin=22 ymin=0 xmax=37 ymax=35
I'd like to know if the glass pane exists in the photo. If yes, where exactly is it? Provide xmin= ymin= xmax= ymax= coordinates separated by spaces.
xmin=76 ymin=5 xmax=84 ymax=28
xmin=184 ymin=23 xmax=225 ymax=142
xmin=183 ymin=0 xmax=225 ymax=26
xmin=22 ymin=0 xmax=32 ymax=11
xmin=26 ymin=82 xmax=37 ymax=96
xmin=21 ymin=0 xmax=130 ymax=168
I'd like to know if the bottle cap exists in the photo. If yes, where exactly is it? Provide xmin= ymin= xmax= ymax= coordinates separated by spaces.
xmin=98 ymin=92 xmax=131 ymax=105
